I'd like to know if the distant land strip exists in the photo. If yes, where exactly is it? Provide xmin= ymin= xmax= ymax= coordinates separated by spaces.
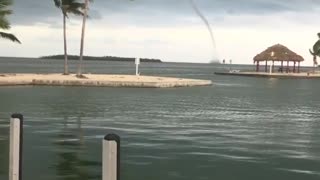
xmin=40 ymin=55 xmax=162 ymax=63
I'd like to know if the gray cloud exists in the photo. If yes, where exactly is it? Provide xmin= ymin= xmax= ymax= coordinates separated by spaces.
xmin=8 ymin=0 xmax=320 ymax=27
xmin=11 ymin=0 xmax=57 ymax=25
xmin=92 ymin=0 xmax=320 ymax=16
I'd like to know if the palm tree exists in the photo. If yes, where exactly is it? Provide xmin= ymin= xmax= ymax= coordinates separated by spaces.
xmin=54 ymin=0 xmax=85 ymax=75
xmin=309 ymin=33 xmax=320 ymax=72
xmin=77 ymin=0 xmax=135 ymax=78
xmin=0 ymin=0 xmax=20 ymax=43
xmin=76 ymin=0 xmax=90 ymax=78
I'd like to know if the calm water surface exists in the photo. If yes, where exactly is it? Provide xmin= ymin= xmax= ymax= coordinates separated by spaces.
xmin=0 ymin=58 xmax=319 ymax=180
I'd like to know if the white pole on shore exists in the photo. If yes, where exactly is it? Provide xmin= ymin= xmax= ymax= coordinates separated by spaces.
xmin=135 ymin=58 xmax=140 ymax=76
xmin=9 ymin=114 xmax=23 ymax=180
xmin=103 ymin=134 xmax=120 ymax=180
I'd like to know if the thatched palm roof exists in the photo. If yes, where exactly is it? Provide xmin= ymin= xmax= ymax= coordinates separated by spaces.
xmin=254 ymin=44 xmax=304 ymax=62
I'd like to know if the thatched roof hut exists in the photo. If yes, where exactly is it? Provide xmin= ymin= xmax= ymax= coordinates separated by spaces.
xmin=253 ymin=44 xmax=304 ymax=73
xmin=254 ymin=44 xmax=304 ymax=62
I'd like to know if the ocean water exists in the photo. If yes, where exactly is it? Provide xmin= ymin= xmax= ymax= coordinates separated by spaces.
xmin=0 ymin=57 xmax=319 ymax=180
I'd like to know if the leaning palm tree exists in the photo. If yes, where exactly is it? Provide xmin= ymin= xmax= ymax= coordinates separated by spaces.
xmin=77 ymin=0 xmax=133 ymax=78
xmin=0 ymin=0 xmax=20 ymax=43
xmin=309 ymin=33 xmax=320 ymax=72
xmin=76 ymin=0 xmax=90 ymax=78
xmin=54 ymin=0 xmax=85 ymax=75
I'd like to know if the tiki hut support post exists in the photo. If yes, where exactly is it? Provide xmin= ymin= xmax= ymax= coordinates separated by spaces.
xmin=255 ymin=61 xmax=257 ymax=72
xmin=281 ymin=61 xmax=284 ymax=73
xmin=256 ymin=61 xmax=259 ymax=72
xmin=272 ymin=61 xmax=274 ymax=73
xmin=298 ymin=61 xmax=300 ymax=73
xmin=286 ymin=61 xmax=289 ymax=73
xmin=265 ymin=61 xmax=268 ymax=72
xmin=293 ymin=61 xmax=296 ymax=73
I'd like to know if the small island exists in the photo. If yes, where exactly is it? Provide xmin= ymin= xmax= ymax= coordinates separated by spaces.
xmin=0 ymin=74 xmax=212 ymax=88
xmin=40 ymin=55 xmax=162 ymax=63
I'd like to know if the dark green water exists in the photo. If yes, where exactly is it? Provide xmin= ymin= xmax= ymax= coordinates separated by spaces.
xmin=0 ymin=58 xmax=320 ymax=180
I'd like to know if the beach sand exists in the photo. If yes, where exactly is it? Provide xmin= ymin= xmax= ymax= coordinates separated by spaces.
xmin=0 ymin=73 xmax=212 ymax=88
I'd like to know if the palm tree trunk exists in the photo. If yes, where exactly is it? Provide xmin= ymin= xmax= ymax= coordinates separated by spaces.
xmin=77 ymin=0 xmax=89 ymax=77
xmin=63 ymin=14 xmax=68 ymax=75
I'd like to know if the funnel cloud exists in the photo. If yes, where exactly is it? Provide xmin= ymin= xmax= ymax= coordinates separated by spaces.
xmin=189 ymin=0 xmax=218 ymax=62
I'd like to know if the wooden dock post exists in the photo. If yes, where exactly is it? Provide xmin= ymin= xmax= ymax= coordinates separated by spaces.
xmin=103 ymin=134 xmax=120 ymax=180
xmin=9 ymin=114 xmax=23 ymax=180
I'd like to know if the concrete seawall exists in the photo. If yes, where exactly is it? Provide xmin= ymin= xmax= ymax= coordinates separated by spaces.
xmin=0 ymin=74 xmax=212 ymax=88
xmin=214 ymin=72 xmax=320 ymax=79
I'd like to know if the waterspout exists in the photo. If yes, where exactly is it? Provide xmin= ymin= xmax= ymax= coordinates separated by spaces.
xmin=189 ymin=0 xmax=219 ymax=62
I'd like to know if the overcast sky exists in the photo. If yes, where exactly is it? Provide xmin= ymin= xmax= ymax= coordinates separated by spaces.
xmin=1 ymin=0 xmax=320 ymax=64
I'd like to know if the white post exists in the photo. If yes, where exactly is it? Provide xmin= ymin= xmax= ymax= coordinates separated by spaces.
xmin=135 ymin=58 xmax=140 ymax=76
xmin=9 ymin=114 xmax=23 ymax=180
xmin=270 ymin=51 xmax=275 ymax=74
xmin=103 ymin=134 xmax=120 ymax=180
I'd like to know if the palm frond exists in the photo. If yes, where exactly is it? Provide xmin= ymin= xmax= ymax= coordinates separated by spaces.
xmin=62 ymin=10 xmax=68 ymax=18
xmin=0 ymin=0 xmax=12 ymax=18
xmin=310 ymin=40 xmax=320 ymax=58
xmin=62 ymin=0 xmax=80 ymax=6
xmin=0 ymin=31 xmax=20 ymax=43
xmin=0 ymin=0 xmax=12 ymax=8
xmin=312 ymin=41 xmax=320 ymax=55
xmin=0 ymin=16 xmax=10 ymax=29
xmin=69 ymin=2 xmax=86 ymax=10
xmin=0 ymin=0 xmax=13 ymax=30
xmin=67 ymin=8 xmax=84 ymax=16
xmin=309 ymin=49 xmax=315 ymax=56
xmin=0 ymin=0 xmax=19 ymax=44
xmin=53 ymin=0 xmax=61 ymax=8
xmin=0 ymin=9 xmax=12 ymax=16
xmin=57 ymin=0 xmax=86 ymax=17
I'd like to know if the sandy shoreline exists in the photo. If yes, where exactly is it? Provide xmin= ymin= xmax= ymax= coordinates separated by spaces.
xmin=0 ymin=73 xmax=212 ymax=88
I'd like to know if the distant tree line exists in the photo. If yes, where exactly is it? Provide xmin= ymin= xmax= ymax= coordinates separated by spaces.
xmin=40 ymin=55 xmax=162 ymax=63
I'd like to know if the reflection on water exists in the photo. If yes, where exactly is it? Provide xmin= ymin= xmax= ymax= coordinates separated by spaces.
xmin=0 ymin=120 xmax=9 ymax=178
xmin=267 ymin=78 xmax=279 ymax=88
xmin=53 ymin=116 xmax=100 ymax=180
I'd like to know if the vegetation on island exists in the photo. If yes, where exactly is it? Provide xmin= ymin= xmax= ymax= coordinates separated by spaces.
xmin=40 ymin=55 xmax=162 ymax=63
xmin=0 ymin=0 xmax=20 ymax=43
